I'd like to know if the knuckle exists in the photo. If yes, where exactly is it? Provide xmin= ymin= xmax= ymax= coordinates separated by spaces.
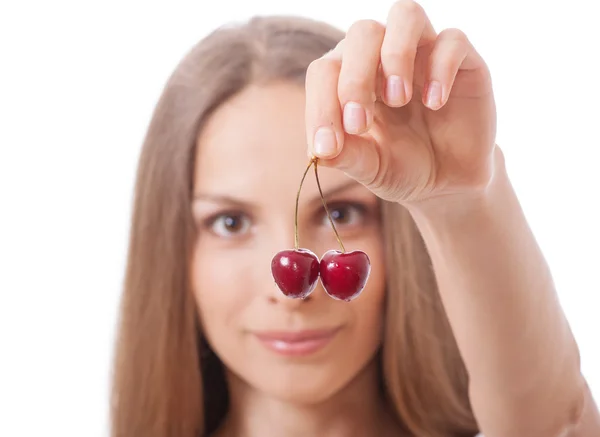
xmin=339 ymin=75 xmax=372 ymax=93
xmin=338 ymin=77 xmax=375 ymax=103
xmin=391 ymin=0 xmax=425 ymax=18
xmin=439 ymin=27 xmax=469 ymax=43
xmin=306 ymin=58 xmax=321 ymax=77
xmin=347 ymin=19 xmax=385 ymax=39
xmin=381 ymin=45 xmax=418 ymax=66
xmin=306 ymin=57 xmax=335 ymax=80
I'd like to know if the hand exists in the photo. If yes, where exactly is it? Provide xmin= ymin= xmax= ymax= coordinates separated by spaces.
xmin=305 ymin=0 xmax=498 ymax=205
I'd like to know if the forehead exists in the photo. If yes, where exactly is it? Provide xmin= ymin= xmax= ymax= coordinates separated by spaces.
xmin=194 ymin=82 xmax=349 ymax=198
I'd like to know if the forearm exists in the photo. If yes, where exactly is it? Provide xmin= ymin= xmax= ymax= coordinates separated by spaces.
xmin=406 ymin=149 xmax=593 ymax=436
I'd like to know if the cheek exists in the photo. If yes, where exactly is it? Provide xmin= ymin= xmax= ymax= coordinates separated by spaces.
xmin=191 ymin=242 xmax=257 ymax=351
xmin=342 ymin=234 xmax=387 ymax=358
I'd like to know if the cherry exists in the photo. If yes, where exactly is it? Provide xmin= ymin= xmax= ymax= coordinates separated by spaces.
xmin=311 ymin=158 xmax=371 ymax=301
xmin=319 ymin=250 xmax=371 ymax=302
xmin=271 ymin=249 xmax=320 ymax=299
xmin=271 ymin=158 xmax=319 ymax=299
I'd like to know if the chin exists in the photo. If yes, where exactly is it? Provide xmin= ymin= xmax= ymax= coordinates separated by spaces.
xmin=254 ymin=365 xmax=350 ymax=405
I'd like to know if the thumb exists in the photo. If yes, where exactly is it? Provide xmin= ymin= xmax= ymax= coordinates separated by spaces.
xmin=311 ymin=132 xmax=381 ymax=189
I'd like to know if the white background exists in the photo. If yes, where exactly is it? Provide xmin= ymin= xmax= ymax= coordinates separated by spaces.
xmin=0 ymin=1 xmax=598 ymax=436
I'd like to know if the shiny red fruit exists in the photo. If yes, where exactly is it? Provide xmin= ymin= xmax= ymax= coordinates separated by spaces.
xmin=271 ymin=249 xmax=320 ymax=299
xmin=319 ymin=250 xmax=371 ymax=302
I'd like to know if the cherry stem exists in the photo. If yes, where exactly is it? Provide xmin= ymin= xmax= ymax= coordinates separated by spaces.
xmin=313 ymin=157 xmax=346 ymax=253
xmin=294 ymin=159 xmax=315 ymax=250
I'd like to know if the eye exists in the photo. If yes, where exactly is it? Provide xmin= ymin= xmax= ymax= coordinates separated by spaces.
xmin=206 ymin=212 xmax=252 ymax=238
xmin=322 ymin=202 xmax=366 ymax=227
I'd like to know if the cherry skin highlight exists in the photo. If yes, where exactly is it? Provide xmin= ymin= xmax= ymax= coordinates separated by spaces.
xmin=319 ymin=250 xmax=371 ymax=302
xmin=271 ymin=248 xmax=320 ymax=299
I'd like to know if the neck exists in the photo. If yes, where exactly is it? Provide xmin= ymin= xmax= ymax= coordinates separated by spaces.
xmin=215 ymin=358 xmax=401 ymax=437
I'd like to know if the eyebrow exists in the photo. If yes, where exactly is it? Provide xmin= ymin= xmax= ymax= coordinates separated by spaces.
xmin=192 ymin=179 xmax=361 ymax=206
xmin=310 ymin=179 xmax=361 ymax=203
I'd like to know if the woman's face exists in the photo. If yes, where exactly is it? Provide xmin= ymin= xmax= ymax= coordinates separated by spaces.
xmin=191 ymin=82 xmax=386 ymax=404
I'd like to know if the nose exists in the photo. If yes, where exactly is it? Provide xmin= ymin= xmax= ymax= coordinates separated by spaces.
xmin=267 ymin=284 xmax=314 ymax=305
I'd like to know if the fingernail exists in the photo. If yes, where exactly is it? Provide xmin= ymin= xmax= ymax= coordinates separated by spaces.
xmin=386 ymin=75 xmax=405 ymax=105
xmin=313 ymin=127 xmax=337 ymax=157
xmin=426 ymin=80 xmax=442 ymax=109
xmin=343 ymin=102 xmax=366 ymax=134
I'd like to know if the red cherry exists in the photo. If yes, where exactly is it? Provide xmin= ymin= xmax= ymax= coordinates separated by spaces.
xmin=271 ymin=249 xmax=320 ymax=299
xmin=319 ymin=250 xmax=371 ymax=302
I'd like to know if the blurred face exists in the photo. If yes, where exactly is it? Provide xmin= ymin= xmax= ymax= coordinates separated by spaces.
xmin=191 ymin=82 xmax=386 ymax=404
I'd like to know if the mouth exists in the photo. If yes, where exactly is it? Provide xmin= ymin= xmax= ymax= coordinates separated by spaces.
xmin=253 ymin=327 xmax=341 ymax=357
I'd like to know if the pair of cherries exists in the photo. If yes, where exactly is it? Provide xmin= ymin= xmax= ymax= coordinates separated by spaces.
xmin=270 ymin=157 xmax=371 ymax=302
xmin=271 ymin=248 xmax=370 ymax=301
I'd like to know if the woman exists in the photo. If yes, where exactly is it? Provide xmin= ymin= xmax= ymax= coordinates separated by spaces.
xmin=110 ymin=1 xmax=600 ymax=436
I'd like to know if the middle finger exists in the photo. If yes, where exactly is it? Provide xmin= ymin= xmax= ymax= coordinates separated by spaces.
xmin=380 ymin=0 xmax=437 ymax=107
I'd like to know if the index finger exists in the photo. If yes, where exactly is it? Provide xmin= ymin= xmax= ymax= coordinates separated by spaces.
xmin=305 ymin=41 xmax=345 ymax=159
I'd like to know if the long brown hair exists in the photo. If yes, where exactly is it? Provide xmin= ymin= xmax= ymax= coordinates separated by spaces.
xmin=111 ymin=15 xmax=479 ymax=437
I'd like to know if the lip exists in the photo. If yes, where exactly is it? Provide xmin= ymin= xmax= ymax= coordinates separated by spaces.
xmin=253 ymin=327 xmax=341 ymax=357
